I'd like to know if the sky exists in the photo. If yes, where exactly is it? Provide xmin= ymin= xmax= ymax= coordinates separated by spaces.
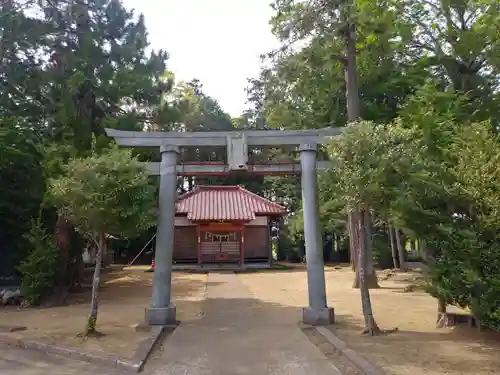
xmin=122 ymin=0 xmax=281 ymax=118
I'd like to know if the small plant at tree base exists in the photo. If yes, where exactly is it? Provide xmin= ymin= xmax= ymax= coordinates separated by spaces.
xmin=18 ymin=218 xmax=59 ymax=306
xmin=49 ymin=145 xmax=156 ymax=336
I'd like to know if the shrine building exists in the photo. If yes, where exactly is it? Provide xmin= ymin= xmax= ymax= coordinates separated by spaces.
xmin=173 ymin=185 xmax=286 ymax=267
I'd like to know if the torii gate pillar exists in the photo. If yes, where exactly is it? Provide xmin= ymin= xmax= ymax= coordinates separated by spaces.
xmin=146 ymin=145 xmax=179 ymax=325
xmin=299 ymin=144 xmax=334 ymax=325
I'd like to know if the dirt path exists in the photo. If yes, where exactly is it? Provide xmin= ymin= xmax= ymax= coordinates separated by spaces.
xmin=238 ymin=266 xmax=500 ymax=375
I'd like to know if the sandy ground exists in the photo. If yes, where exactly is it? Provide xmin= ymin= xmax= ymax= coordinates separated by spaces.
xmin=238 ymin=264 xmax=500 ymax=375
xmin=0 ymin=268 xmax=207 ymax=358
xmin=3 ymin=264 xmax=499 ymax=374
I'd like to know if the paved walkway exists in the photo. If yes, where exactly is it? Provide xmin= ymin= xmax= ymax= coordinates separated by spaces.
xmin=153 ymin=272 xmax=340 ymax=375
xmin=0 ymin=346 xmax=124 ymax=375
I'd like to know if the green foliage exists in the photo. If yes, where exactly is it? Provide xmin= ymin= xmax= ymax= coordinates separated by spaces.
xmin=327 ymin=120 xmax=417 ymax=211
xmin=327 ymin=116 xmax=500 ymax=328
xmin=18 ymin=219 xmax=59 ymax=305
xmin=1 ymin=0 xmax=171 ymax=158
xmin=48 ymin=145 xmax=156 ymax=240
xmin=0 ymin=120 xmax=46 ymax=266
xmin=250 ymin=0 xmax=500 ymax=330
xmin=277 ymin=225 xmax=302 ymax=262
xmin=447 ymin=122 xmax=500 ymax=329
xmin=1 ymin=0 xmax=177 ymax=286
xmin=2 ymin=0 xmax=500 ymax=332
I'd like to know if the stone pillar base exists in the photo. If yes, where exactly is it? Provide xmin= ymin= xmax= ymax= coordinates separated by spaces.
xmin=302 ymin=307 xmax=335 ymax=326
xmin=145 ymin=305 xmax=177 ymax=326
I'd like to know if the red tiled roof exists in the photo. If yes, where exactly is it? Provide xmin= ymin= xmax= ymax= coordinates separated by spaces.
xmin=176 ymin=185 xmax=286 ymax=221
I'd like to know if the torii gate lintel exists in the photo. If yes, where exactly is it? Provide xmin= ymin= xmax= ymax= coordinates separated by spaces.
xmin=105 ymin=128 xmax=338 ymax=327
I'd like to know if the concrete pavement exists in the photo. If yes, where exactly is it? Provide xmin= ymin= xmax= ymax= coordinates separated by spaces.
xmin=152 ymin=272 xmax=340 ymax=375
xmin=0 ymin=345 xmax=126 ymax=375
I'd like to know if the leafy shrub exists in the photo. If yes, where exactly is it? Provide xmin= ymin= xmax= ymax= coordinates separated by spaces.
xmin=424 ymin=221 xmax=500 ymax=331
xmin=277 ymin=228 xmax=303 ymax=262
xmin=0 ymin=123 xmax=46 ymax=268
xmin=18 ymin=219 xmax=59 ymax=305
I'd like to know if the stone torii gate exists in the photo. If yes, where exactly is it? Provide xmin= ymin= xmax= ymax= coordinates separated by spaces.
xmin=105 ymin=127 xmax=341 ymax=326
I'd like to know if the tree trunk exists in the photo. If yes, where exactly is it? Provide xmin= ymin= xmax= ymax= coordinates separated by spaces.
xmin=348 ymin=212 xmax=358 ymax=271
xmin=436 ymin=297 xmax=448 ymax=327
xmin=409 ymin=238 xmax=416 ymax=254
xmin=101 ymin=236 xmax=107 ymax=268
xmin=352 ymin=210 xmax=379 ymax=288
xmin=342 ymin=4 xmax=378 ymax=289
xmin=344 ymin=0 xmax=359 ymax=275
xmin=85 ymin=233 xmax=103 ymax=336
xmin=388 ymin=224 xmax=398 ymax=269
xmin=101 ymin=236 xmax=112 ymax=268
xmin=357 ymin=208 xmax=380 ymax=335
xmin=363 ymin=211 xmax=378 ymax=287
xmin=394 ymin=227 xmax=406 ymax=270
xmin=54 ymin=216 xmax=72 ymax=304
xmin=438 ymin=298 xmax=446 ymax=314
xmin=334 ymin=233 xmax=341 ymax=256
xmin=344 ymin=15 xmax=360 ymax=122
xmin=73 ymin=248 xmax=84 ymax=291
xmin=419 ymin=239 xmax=429 ymax=262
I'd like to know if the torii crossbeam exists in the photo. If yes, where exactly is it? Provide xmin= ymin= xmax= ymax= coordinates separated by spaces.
xmin=105 ymin=127 xmax=340 ymax=327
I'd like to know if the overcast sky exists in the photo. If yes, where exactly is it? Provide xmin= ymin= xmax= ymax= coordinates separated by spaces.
xmin=122 ymin=0 xmax=280 ymax=117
